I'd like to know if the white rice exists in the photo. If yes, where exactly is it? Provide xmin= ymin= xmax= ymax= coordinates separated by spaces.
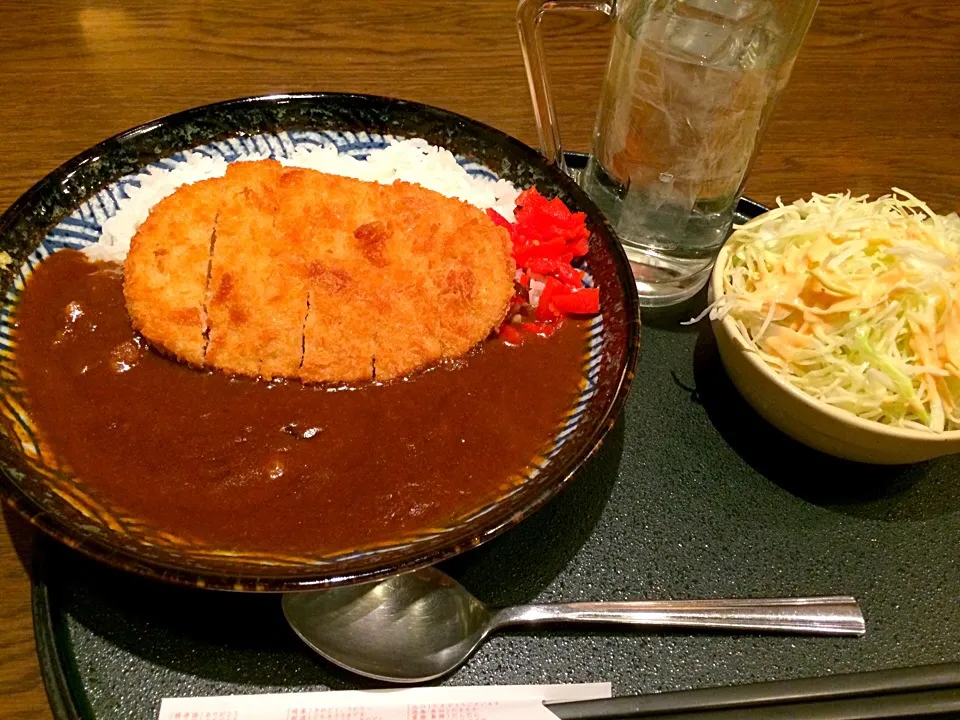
xmin=84 ymin=138 xmax=520 ymax=264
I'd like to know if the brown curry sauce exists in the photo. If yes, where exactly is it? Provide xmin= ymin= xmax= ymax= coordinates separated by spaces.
xmin=14 ymin=250 xmax=587 ymax=556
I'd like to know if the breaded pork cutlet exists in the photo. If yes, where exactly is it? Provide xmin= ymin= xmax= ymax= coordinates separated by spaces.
xmin=373 ymin=180 xmax=516 ymax=379
xmin=275 ymin=169 xmax=379 ymax=382
xmin=205 ymin=159 xmax=307 ymax=380
xmin=123 ymin=160 xmax=516 ymax=383
xmin=123 ymin=177 xmax=224 ymax=367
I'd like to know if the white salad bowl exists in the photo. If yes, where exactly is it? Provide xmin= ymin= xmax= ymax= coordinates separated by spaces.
xmin=710 ymin=243 xmax=960 ymax=465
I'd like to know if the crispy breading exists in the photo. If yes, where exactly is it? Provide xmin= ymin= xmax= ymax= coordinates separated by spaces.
xmin=372 ymin=181 xmax=514 ymax=379
xmin=205 ymin=160 xmax=294 ymax=379
xmin=123 ymin=160 xmax=515 ymax=383
xmin=123 ymin=177 xmax=224 ymax=366
xmin=238 ymin=163 xmax=312 ymax=380
xmin=276 ymin=169 xmax=381 ymax=383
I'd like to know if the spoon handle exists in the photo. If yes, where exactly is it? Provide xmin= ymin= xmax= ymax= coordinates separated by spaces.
xmin=492 ymin=596 xmax=865 ymax=636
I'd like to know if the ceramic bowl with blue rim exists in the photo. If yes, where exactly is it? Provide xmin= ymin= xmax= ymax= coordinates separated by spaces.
xmin=0 ymin=93 xmax=640 ymax=591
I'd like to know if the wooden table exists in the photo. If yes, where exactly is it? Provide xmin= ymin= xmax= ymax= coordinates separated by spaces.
xmin=1 ymin=0 xmax=957 ymax=716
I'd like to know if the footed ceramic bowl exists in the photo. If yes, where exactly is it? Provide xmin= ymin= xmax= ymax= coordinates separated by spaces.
xmin=711 ymin=242 xmax=960 ymax=465
xmin=0 ymin=93 xmax=641 ymax=590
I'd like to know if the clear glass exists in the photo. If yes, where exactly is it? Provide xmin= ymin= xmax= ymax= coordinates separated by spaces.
xmin=518 ymin=0 xmax=818 ymax=306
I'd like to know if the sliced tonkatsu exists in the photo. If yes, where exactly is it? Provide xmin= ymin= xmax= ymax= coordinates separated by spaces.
xmin=122 ymin=160 xmax=515 ymax=383
xmin=123 ymin=177 xmax=224 ymax=367
xmin=277 ymin=168 xmax=381 ymax=383
xmin=205 ymin=159 xmax=286 ymax=378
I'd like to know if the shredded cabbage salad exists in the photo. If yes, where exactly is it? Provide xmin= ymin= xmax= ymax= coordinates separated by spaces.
xmin=705 ymin=189 xmax=960 ymax=432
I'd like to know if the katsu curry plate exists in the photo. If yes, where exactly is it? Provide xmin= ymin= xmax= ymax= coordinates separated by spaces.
xmin=0 ymin=94 xmax=639 ymax=590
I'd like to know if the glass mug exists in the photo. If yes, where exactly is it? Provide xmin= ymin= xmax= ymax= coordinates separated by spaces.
xmin=518 ymin=0 xmax=818 ymax=306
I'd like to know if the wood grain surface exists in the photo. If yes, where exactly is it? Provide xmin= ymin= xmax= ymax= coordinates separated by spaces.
xmin=0 ymin=0 xmax=957 ymax=716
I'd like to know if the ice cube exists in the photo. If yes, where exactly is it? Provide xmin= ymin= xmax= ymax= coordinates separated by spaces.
xmin=665 ymin=1 xmax=778 ymax=69
xmin=680 ymin=0 xmax=760 ymax=22
xmin=665 ymin=15 xmax=733 ymax=62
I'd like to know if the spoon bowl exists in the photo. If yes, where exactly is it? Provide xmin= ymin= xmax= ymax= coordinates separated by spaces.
xmin=284 ymin=568 xmax=494 ymax=682
xmin=282 ymin=567 xmax=865 ymax=683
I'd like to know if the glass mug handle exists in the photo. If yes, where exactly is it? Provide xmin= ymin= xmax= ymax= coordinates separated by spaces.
xmin=516 ymin=0 xmax=615 ymax=176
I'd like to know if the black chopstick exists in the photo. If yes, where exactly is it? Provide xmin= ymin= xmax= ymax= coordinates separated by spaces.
xmin=614 ymin=688 xmax=960 ymax=719
xmin=546 ymin=662 xmax=960 ymax=719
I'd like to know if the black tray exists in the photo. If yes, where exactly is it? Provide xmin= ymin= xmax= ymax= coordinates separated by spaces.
xmin=30 ymin=156 xmax=960 ymax=719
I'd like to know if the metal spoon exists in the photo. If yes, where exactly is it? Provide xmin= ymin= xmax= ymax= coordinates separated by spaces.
xmin=282 ymin=567 xmax=865 ymax=683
